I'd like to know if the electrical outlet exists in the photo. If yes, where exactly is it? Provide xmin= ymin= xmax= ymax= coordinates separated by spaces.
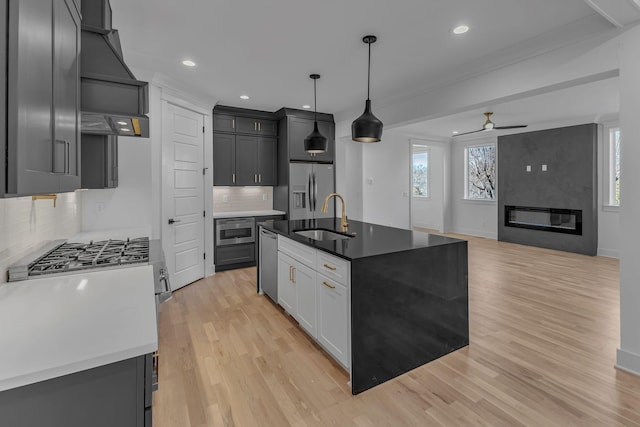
xmin=222 ymin=195 xmax=229 ymax=203
xmin=526 ymin=165 xmax=531 ymax=172
xmin=542 ymin=164 xmax=548 ymax=171
xmin=262 ymin=193 xmax=268 ymax=201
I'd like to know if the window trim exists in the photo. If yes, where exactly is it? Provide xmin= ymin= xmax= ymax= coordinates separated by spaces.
xmin=464 ymin=142 xmax=497 ymax=201
xmin=603 ymin=124 xmax=620 ymax=207
xmin=412 ymin=145 xmax=430 ymax=199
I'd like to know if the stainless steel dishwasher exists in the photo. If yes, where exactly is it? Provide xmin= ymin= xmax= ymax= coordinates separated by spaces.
xmin=259 ymin=227 xmax=278 ymax=302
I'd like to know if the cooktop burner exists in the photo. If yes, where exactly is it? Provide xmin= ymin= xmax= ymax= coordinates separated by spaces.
xmin=28 ymin=237 xmax=150 ymax=277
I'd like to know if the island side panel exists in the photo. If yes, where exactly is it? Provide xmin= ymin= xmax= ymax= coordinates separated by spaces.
xmin=350 ymin=240 xmax=469 ymax=394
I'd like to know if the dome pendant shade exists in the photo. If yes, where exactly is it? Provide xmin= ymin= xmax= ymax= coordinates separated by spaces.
xmin=304 ymin=121 xmax=327 ymax=153
xmin=304 ymin=73 xmax=327 ymax=154
xmin=352 ymin=99 xmax=383 ymax=142
xmin=352 ymin=35 xmax=383 ymax=143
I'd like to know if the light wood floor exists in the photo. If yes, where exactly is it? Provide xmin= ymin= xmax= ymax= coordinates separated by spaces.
xmin=153 ymin=235 xmax=640 ymax=426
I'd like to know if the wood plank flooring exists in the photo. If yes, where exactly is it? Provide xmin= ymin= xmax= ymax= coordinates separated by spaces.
xmin=153 ymin=235 xmax=640 ymax=426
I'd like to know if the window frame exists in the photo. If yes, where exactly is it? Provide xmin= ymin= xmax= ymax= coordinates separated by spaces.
xmin=411 ymin=145 xmax=430 ymax=199
xmin=603 ymin=124 xmax=620 ymax=208
xmin=464 ymin=142 xmax=497 ymax=201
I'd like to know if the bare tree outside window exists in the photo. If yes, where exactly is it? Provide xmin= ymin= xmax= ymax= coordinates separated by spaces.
xmin=466 ymin=144 xmax=496 ymax=200
xmin=615 ymin=129 xmax=620 ymax=205
xmin=412 ymin=151 xmax=429 ymax=197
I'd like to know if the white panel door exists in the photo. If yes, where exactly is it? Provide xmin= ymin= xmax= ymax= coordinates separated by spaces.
xmin=162 ymin=102 xmax=205 ymax=290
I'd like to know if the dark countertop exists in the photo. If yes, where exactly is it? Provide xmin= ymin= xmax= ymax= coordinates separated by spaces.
xmin=258 ymin=218 xmax=465 ymax=260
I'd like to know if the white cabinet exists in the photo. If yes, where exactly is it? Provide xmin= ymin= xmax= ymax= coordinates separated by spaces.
xmin=277 ymin=253 xmax=297 ymax=315
xmin=276 ymin=235 xmax=351 ymax=371
xmin=277 ymin=251 xmax=317 ymax=337
xmin=317 ymin=274 xmax=349 ymax=367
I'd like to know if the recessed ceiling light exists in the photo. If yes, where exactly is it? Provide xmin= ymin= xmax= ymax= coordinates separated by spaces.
xmin=453 ymin=25 xmax=469 ymax=35
xmin=240 ymin=95 xmax=250 ymax=100
xmin=182 ymin=60 xmax=196 ymax=67
xmin=117 ymin=121 xmax=128 ymax=126
xmin=121 ymin=128 xmax=131 ymax=132
xmin=302 ymin=105 xmax=311 ymax=109
xmin=452 ymin=131 xmax=459 ymax=134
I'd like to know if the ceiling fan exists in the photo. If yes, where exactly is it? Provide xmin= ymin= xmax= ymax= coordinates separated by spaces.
xmin=453 ymin=112 xmax=527 ymax=137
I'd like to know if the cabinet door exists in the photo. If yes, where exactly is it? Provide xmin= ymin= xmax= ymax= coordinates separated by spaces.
xmin=213 ymin=114 xmax=236 ymax=133
xmin=235 ymin=135 xmax=259 ymax=185
xmin=311 ymin=121 xmax=334 ymax=163
xmin=288 ymin=117 xmax=314 ymax=161
xmin=55 ymin=0 xmax=81 ymax=191
xmin=317 ymin=274 xmax=349 ymax=368
xmin=7 ymin=0 xmax=56 ymax=194
xmin=277 ymin=253 xmax=297 ymax=315
xmin=258 ymin=136 xmax=276 ymax=186
xmin=288 ymin=117 xmax=334 ymax=162
xmin=236 ymin=117 xmax=259 ymax=134
xmin=213 ymin=133 xmax=236 ymax=185
xmin=257 ymin=120 xmax=277 ymax=136
xmin=293 ymin=259 xmax=317 ymax=338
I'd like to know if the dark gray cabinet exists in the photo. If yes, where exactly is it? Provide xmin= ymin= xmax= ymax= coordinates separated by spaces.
xmin=288 ymin=117 xmax=334 ymax=162
xmin=81 ymin=134 xmax=118 ymax=189
xmin=2 ymin=0 xmax=81 ymax=196
xmin=0 ymin=354 xmax=154 ymax=427
xmin=213 ymin=106 xmax=278 ymax=187
xmin=213 ymin=133 xmax=236 ymax=185
xmin=274 ymin=108 xmax=335 ymax=164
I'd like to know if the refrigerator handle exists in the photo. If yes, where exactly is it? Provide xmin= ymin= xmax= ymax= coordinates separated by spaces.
xmin=313 ymin=172 xmax=318 ymax=213
xmin=308 ymin=173 xmax=313 ymax=212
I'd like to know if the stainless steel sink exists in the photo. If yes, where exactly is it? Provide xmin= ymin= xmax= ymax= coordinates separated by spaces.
xmin=294 ymin=229 xmax=352 ymax=241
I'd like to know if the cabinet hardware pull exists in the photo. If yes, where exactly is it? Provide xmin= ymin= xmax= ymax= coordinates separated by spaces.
xmin=292 ymin=267 xmax=296 ymax=284
xmin=254 ymin=122 xmax=257 ymax=131
xmin=289 ymin=265 xmax=293 ymax=282
xmin=232 ymin=173 xmax=236 ymax=184
xmin=255 ymin=174 xmax=258 ymax=183
xmin=322 ymin=281 xmax=336 ymax=289
xmin=258 ymin=174 xmax=261 ymax=183
xmin=323 ymin=263 xmax=336 ymax=271
xmin=258 ymin=122 xmax=261 ymax=131
xmin=232 ymin=119 xmax=235 ymax=129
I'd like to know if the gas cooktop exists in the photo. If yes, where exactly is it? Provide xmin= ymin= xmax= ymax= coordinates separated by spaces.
xmin=8 ymin=238 xmax=150 ymax=281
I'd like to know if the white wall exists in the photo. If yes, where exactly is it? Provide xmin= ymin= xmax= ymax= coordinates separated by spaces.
xmin=0 ymin=192 xmax=82 ymax=283
xmin=335 ymin=136 xmax=363 ymax=222
xmin=410 ymin=141 xmax=445 ymax=232
xmin=361 ymin=131 xmax=411 ymax=229
xmin=81 ymin=135 xmax=153 ymax=232
xmin=617 ymin=24 xmax=640 ymax=375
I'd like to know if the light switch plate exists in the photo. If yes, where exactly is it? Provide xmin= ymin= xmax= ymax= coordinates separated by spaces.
xmin=526 ymin=165 xmax=531 ymax=172
xmin=222 ymin=195 xmax=229 ymax=203
xmin=542 ymin=164 xmax=548 ymax=171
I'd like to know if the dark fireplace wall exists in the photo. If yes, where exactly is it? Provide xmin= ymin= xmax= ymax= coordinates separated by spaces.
xmin=497 ymin=123 xmax=597 ymax=255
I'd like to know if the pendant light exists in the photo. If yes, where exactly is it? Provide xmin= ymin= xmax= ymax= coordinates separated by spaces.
xmin=352 ymin=35 xmax=383 ymax=142
xmin=304 ymin=74 xmax=327 ymax=154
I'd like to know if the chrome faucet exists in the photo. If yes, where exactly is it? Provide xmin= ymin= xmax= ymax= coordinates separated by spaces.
xmin=321 ymin=193 xmax=348 ymax=232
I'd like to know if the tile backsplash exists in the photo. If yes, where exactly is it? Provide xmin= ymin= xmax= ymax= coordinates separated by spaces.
xmin=213 ymin=187 xmax=273 ymax=212
xmin=0 ymin=192 xmax=82 ymax=283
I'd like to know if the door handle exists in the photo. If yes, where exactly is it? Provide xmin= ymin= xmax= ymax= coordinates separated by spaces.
xmin=168 ymin=218 xmax=181 ymax=225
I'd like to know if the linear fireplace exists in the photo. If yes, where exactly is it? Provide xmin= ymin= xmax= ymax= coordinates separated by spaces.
xmin=505 ymin=206 xmax=582 ymax=235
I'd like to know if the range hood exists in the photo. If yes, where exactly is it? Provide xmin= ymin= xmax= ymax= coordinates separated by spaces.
xmin=80 ymin=0 xmax=149 ymax=137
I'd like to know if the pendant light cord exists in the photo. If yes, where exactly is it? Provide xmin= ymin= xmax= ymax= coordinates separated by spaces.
xmin=367 ymin=41 xmax=371 ymax=100
xmin=314 ymin=78 xmax=317 ymax=122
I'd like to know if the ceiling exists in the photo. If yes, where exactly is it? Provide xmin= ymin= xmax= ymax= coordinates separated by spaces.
xmin=396 ymin=76 xmax=620 ymax=139
xmin=109 ymin=0 xmax=616 ymax=118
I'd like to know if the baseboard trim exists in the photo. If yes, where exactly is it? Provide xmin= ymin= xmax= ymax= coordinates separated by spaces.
xmin=597 ymin=248 xmax=620 ymax=258
xmin=450 ymin=228 xmax=497 ymax=240
xmin=616 ymin=348 xmax=640 ymax=377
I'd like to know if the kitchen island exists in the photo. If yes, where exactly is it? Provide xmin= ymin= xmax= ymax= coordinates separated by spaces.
xmin=258 ymin=218 xmax=468 ymax=394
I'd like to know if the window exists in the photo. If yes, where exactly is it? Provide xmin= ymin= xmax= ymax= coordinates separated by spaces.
xmin=412 ymin=146 xmax=429 ymax=198
xmin=606 ymin=126 xmax=621 ymax=206
xmin=465 ymin=144 xmax=496 ymax=200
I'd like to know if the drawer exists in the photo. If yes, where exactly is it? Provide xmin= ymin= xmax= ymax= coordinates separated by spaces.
xmin=216 ymin=243 xmax=255 ymax=265
xmin=278 ymin=236 xmax=316 ymax=269
xmin=316 ymin=251 xmax=350 ymax=286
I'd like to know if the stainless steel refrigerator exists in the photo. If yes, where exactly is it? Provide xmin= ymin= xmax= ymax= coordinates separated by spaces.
xmin=289 ymin=163 xmax=335 ymax=220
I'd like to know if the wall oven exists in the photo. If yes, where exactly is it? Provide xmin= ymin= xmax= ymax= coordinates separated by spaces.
xmin=215 ymin=217 xmax=256 ymax=246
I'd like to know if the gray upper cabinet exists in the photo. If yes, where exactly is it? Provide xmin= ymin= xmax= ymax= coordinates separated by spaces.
xmin=3 ymin=0 xmax=81 ymax=196
xmin=213 ymin=106 xmax=278 ymax=186
xmin=288 ymin=117 xmax=334 ymax=163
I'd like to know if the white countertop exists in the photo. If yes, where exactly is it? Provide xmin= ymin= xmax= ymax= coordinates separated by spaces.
xmin=213 ymin=210 xmax=286 ymax=219
xmin=0 ymin=265 xmax=158 ymax=392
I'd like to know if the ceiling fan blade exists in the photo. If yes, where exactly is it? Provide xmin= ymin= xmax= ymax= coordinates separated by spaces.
xmin=453 ymin=129 xmax=485 ymax=137
xmin=494 ymin=125 xmax=528 ymax=130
